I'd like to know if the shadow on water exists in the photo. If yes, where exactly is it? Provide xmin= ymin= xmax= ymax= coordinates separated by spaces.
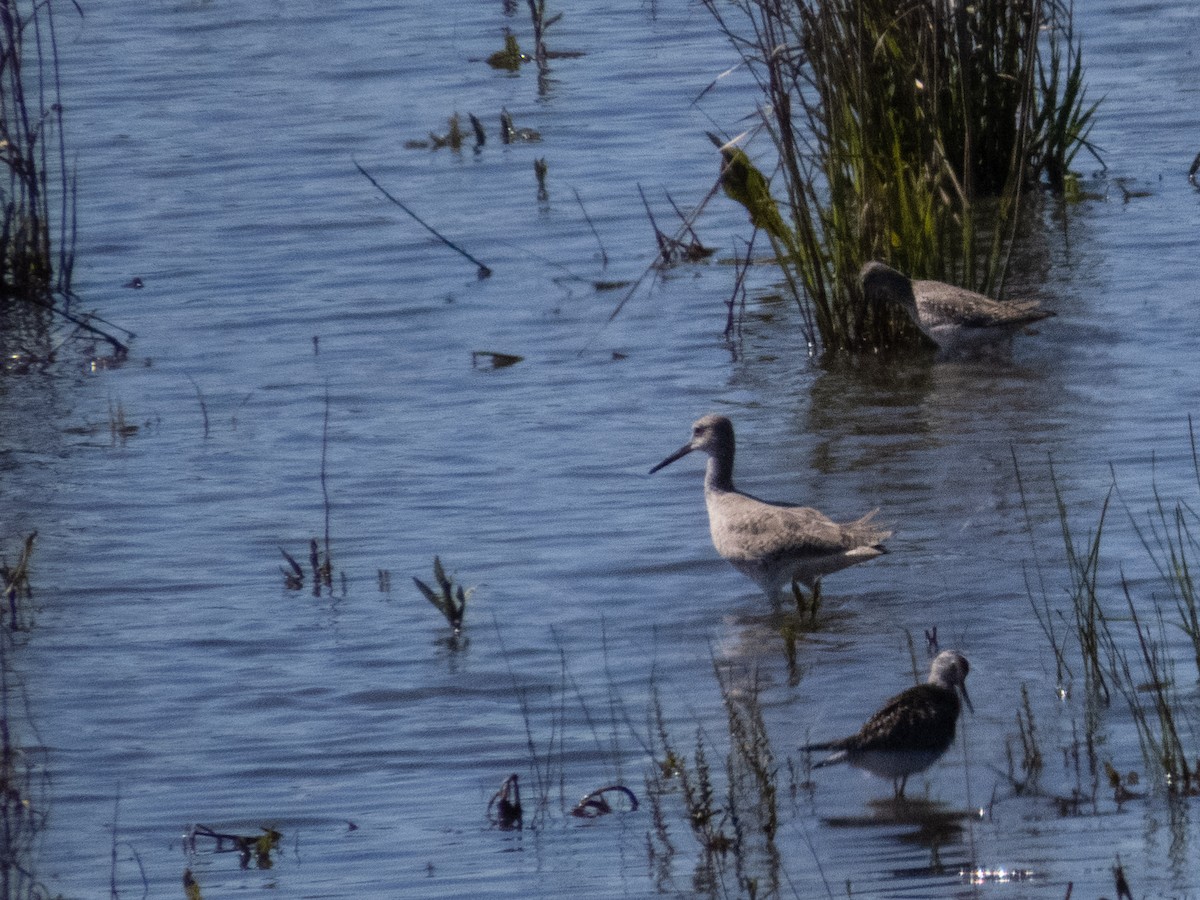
xmin=822 ymin=797 xmax=978 ymax=879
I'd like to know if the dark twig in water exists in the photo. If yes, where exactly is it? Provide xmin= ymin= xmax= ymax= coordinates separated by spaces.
xmin=1113 ymin=856 xmax=1132 ymax=900
xmin=319 ymin=386 xmax=333 ymax=589
xmin=534 ymin=157 xmax=548 ymax=202
xmin=2 ymin=531 xmax=36 ymax=631
xmin=279 ymin=548 xmax=304 ymax=590
xmin=592 ymin=173 xmax=723 ymax=332
xmin=186 ymin=375 xmax=210 ymax=438
xmin=723 ymin=230 xmax=756 ymax=348
xmin=662 ymin=189 xmax=714 ymax=260
xmin=353 ymin=160 xmax=492 ymax=278
xmin=17 ymin=292 xmax=132 ymax=355
xmin=637 ymin=184 xmax=713 ymax=266
xmin=467 ymin=113 xmax=486 ymax=150
xmin=637 ymin=183 xmax=671 ymax=265
xmin=573 ymin=187 xmax=608 ymax=267
xmin=526 ymin=0 xmax=562 ymax=68
xmin=185 ymin=824 xmax=282 ymax=869
xmin=570 ymin=784 xmax=639 ymax=817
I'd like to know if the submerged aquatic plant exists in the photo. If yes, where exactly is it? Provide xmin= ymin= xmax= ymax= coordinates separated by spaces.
xmin=413 ymin=556 xmax=474 ymax=634
xmin=185 ymin=824 xmax=282 ymax=870
xmin=1 ymin=531 xmax=36 ymax=631
xmin=487 ymin=773 xmax=523 ymax=829
xmin=704 ymin=0 xmax=1099 ymax=354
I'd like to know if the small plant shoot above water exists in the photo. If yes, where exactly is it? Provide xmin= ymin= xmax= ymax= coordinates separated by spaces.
xmin=413 ymin=555 xmax=475 ymax=634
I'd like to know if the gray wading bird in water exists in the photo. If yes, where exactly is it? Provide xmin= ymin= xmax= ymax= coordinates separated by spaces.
xmin=649 ymin=415 xmax=890 ymax=602
xmin=860 ymin=260 xmax=1054 ymax=356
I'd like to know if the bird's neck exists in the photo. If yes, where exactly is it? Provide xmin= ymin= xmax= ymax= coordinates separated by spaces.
xmin=704 ymin=453 xmax=734 ymax=493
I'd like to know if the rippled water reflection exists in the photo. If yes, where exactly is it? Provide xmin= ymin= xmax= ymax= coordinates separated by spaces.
xmin=3 ymin=0 xmax=1200 ymax=897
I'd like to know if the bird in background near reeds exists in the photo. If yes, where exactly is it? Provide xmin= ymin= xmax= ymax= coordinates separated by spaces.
xmin=860 ymin=260 xmax=1054 ymax=357
xmin=649 ymin=414 xmax=890 ymax=603
xmin=801 ymin=650 xmax=973 ymax=798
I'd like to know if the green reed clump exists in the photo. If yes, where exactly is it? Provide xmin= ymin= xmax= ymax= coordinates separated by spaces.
xmin=1052 ymin=469 xmax=1112 ymax=703
xmin=1024 ymin=440 xmax=1200 ymax=794
xmin=646 ymin=668 xmax=783 ymax=898
xmin=704 ymin=0 xmax=1098 ymax=353
xmin=1129 ymin=419 xmax=1200 ymax=680
xmin=1 ymin=0 xmax=76 ymax=304
xmin=1105 ymin=580 xmax=1194 ymax=794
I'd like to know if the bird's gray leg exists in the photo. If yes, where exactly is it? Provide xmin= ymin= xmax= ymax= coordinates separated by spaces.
xmin=790 ymin=577 xmax=822 ymax=622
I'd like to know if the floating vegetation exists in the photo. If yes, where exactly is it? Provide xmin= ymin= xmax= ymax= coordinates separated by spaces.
xmin=471 ymin=350 xmax=524 ymax=369
xmin=185 ymin=824 xmax=282 ymax=870
xmin=569 ymin=784 xmax=639 ymax=818
xmin=279 ymin=395 xmax=338 ymax=596
xmin=2 ymin=531 xmax=36 ymax=631
xmin=402 ymin=112 xmax=486 ymax=152
xmin=487 ymin=32 xmax=529 ymax=71
xmin=278 ymin=540 xmax=333 ymax=595
xmin=487 ymin=773 xmax=523 ymax=830
xmin=500 ymin=108 xmax=540 ymax=144
xmin=429 ymin=113 xmax=464 ymax=150
xmin=413 ymin=555 xmax=474 ymax=634
xmin=639 ymin=185 xmax=714 ymax=267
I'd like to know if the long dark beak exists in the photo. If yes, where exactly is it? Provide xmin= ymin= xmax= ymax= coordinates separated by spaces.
xmin=649 ymin=443 xmax=694 ymax=474
xmin=959 ymin=683 xmax=974 ymax=714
